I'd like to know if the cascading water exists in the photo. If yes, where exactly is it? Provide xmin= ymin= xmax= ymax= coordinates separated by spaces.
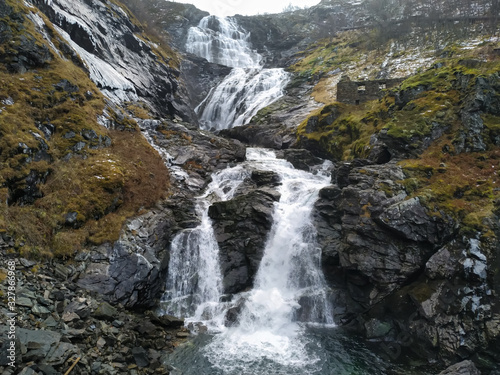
xmin=186 ymin=16 xmax=289 ymax=130
xmin=162 ymin=12 xmax=404 ymax=375
xmin=186 ymin=16 xmax=261 ymax=68
xmin=162 ymin=164 xmax=250 ymax=320
xmin=162 ymin=149 xmax=333 ymax=366
xmin=162 ymin=150 xmax=401 ymax=374
xmin=196 ymin=68 xmax=290 ymax=130
xmin=200 ymin=149 xmax=335 ymax=374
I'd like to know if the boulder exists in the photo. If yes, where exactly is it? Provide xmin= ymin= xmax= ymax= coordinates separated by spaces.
xmin=132 ymin=347 xmax=150 ymax=368
xmin=181 ymin=54 xmax=232 ymax=108
xmin=13 ymin=327 xmax=73 ymax=363
xmin=437 ymin=360 xmax=481 ymax=375
xmin=209 ymin=187 xmax=280 ymax=293
xmin=148 ymin=312 xmax=185 ymax=328
xmin=278 ymin=149 xmax=324 ymax=171
xmin=219 ymin=122 xmax=295 ymax=150
xmin=374 ymin=197 xmax=455 ymax=244
xmin=93 ymin=302 xmax=118 ymax=321
xmin=250 ymin=170 xmax=281 ymax=186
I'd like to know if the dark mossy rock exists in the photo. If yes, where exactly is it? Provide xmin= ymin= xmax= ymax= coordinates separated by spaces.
xmin=251 ymin=170 xmax=281 ymax=186
xmin=219 ymin=122 xmax=295 ymax=150
xmin=279 ymin=149 xmax=324 ymax=171
xmin=93 ymin=302 xmax=118 ymax=321
xmin=208 ymin=187 xmax=280 ymax=294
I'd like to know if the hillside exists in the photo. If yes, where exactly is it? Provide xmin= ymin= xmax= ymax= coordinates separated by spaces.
xmin=0 ymin=0 xmax=173 ymax=258
xmin=0 ymin=0 xmax=499 ymax=374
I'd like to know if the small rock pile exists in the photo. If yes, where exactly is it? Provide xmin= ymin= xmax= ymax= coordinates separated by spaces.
xmin=0 ymin=252 xmax=188 ymax=375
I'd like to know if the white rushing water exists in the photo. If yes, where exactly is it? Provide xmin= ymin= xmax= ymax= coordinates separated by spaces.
xmin=196 ymin=68 xmax=290 ymax=130
xmin=162 ymin=163 xmax=250 ymax=318
xmin=162 ymin=149 xmax=334 ymax=373
xmin=186 ymin=16 xmax=289 ymax=130
xmin=186 ymin=16 xmax=261 ymax=68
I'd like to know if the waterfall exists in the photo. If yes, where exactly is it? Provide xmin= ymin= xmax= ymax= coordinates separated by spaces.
xmin=203 ymin=149 xmax=333 ymax=373
xmin=186 ymin=16 xmax=261 ymax=68
xmin=162 ymin=149 xmax=334 ymax=373
xmin=162 ymin=164 xmax=250 ymax=319
xmin=163 ymin=14 xmax=335 ymax=375
xmin=195 ymin=68 xmax=290 ymax=130
xmin=186 ymin=16 xmax=289 ymax=130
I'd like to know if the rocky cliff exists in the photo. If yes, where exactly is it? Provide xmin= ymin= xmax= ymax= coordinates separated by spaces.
xmin=1 ymin=0 xmax=499 ymax=374
xmin=0 ymin=0 xmax=243 ymax=373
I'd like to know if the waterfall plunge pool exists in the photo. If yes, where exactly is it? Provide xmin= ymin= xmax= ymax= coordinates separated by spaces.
xmin=166 ymin=325 xmax=429 ymax=375
xmin=160 ymin=149 xmax=432 ymax=375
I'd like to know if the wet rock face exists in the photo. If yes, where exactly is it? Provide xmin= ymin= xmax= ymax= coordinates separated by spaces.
xmin=453 ymin=74 xmax=500 ymax=153
xmin=315 ymin=161 xmax=456 ymax=306
xmin=403 ymin=236 xmax=498 ymax=360
xmin=74 ymin=118 xmax=247 ymax=308
xmin=209 ymin=179 xmax=281 ymax=294
xmin=277 ymin=149 xmax=325 ymax=171
xmin=140 ymin=119 xmax=246 ymax=192
xmin=181 ymin=54 xmax=232 ymax=109
xmin=313 ymin=159 xmax=500 ymax=364
xmin=219 ymin=122 xmax=297 ymax=150
xmin=32 ymin=0 xmax=195 ymax=121
xmin=77 ymin=196 xmax=198 ymax=309
xmin=374 ymin=196 xmax=454 ymax=244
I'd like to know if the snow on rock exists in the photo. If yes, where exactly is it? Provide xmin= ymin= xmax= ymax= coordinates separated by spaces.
xmin=459 ymin=238 xmax=492 ymax=320
xmin=53 ymin=24 xmax=138 ymax=103
xmin=26 ymin=11 xmax=65 ymax=59
xmin=32 ymin=0 xmax=193 ymax=121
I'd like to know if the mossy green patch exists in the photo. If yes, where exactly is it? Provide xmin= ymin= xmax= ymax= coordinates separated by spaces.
xmin=297 ymin=56 xmax=500 ymax=238
xmin=290 ymin=32 xmax=382 ymax=78
xmin=297 ymin=99 xmax=388 ymax=160
xmin=296 ymin=60 xmax=497 ymax=159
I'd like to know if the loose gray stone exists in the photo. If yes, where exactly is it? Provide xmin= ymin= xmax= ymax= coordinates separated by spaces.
xmin=438 ymin=360 xmax=481 ymax=375
xmin=132 ymin=346 xmax=149 ymax=368
xmin=93 ymin=302 xmax=118 ymax=321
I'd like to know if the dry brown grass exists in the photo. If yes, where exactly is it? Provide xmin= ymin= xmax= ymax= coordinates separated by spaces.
xmin=0 ymin=0 xmax=171 ymax=258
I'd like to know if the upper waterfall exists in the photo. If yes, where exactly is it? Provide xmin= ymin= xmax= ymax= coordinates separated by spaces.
xmin=186 ymin=16 xmax=262 ymax=68
xmin=186 ymin=16 xmax=289 ymax=130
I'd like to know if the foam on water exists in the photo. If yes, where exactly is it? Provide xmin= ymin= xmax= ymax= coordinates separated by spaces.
xmin=162 ymin=149 xmax=333 ymax=373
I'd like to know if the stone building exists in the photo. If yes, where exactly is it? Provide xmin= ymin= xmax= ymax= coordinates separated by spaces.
xmin=337 ymin=75 xmax=404 ymax=105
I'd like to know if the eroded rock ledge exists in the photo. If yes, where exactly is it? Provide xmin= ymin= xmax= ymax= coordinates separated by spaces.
xmin=313 ymin=159 xmax=500 ymax=367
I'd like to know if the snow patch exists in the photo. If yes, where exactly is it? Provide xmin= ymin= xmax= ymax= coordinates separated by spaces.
xmin=26 ymin=12 xmax=65 ymax=59
xmin=53 ymin=24 xmax=138 ymax=104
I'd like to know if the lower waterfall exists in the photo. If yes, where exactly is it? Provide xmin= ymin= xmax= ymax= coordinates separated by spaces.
xmin=160 ymin=150 xmax=402 ymax=374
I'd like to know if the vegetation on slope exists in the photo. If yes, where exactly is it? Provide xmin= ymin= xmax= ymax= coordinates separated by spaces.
xmin=296 ymin=51 xmax=500 ymax=236
xmin=289 ymin=12 xmax=500 ymax=103
xmin=0 ymin=0 xmax=170 ymax=258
